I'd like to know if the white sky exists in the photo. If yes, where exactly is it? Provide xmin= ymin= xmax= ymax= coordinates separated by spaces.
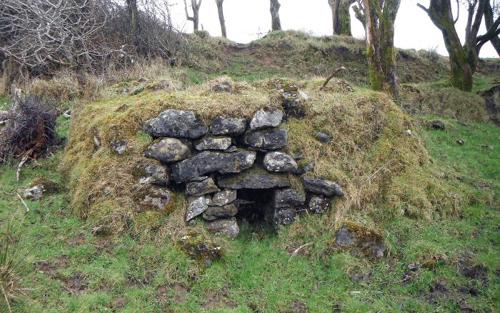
xmin=166 ymin=0 xmax=498 ymax=58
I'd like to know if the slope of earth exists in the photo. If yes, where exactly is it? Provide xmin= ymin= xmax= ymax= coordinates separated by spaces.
xmin=0 ymin=114 xmax=498 ymax=312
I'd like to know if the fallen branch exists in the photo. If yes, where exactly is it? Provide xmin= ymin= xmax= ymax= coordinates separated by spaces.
xmin=16 ymin=152 xmax=31 ymax=182
xmin=16 ymin=193 xmax=30 ymax=212
xmin=288 ymin=242 xmax=313 ymax=261
xmin=320 ymin=66 xmax=347 ymax=91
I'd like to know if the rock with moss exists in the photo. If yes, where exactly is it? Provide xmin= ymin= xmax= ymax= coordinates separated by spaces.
xmin=171 ymin=151 xmax=256 ymax=183
xmin=302 ymin=177 xmax=344 ymax=197
xmin=144 ymin=109 xmax=208 ymax=139
xmin=273 ymin=208 xmax=296 ymax=226
xmin=144 ymin=138 xmax=191 ymax=163
xmin=263 ymin=152 xmax=298 ymax=173
xmin=207 ymin=218 xmax=240 ymax=238
xmin=308 ymin=195 xmax=330 ymax=214
xmin=217 ymin=167 xmax=290 ymax=189
xmin=249 ymin=109 xmax=284 ymax=130
xmin=178 ymin=232 xmax=223 ymax=266
xmin=203 ymin=204 xmax=238 ymax=221
xmin=194 ymin=136 xmax=232 ymax=151
xmin=186 ymin=196 xmax=210 ymax=221
xmin=209 ymin=116 xmax=247 ymax=136
xmin=110 ymin=140 xmax=128 ymax=155
xmin=137 ymin=161 xmax=169 ymax=186
xmin=140 ymin=187 xmax=173 ymax=211
xmin=335 ymin=223 xmax=386 ymax=259
xmin=186 ymin=177 xmax=220 ymax=196
xmin=273 ymin=188 xmax=305 ymax=208
xmin=243 ymin=128 xmax=288 ymax=151
xmin=211 ymin=189 xmax=237 ymax=206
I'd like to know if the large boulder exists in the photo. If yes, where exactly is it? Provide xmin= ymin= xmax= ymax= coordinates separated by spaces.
xmin=243 ymin=128 xmax=288 ymax=151
xmin=209 ymin=116 xmax=247 ymax=136
xmin=302 ymin=177 xmax=344 ymax=197
xmin=144 ymin=109 xmax=207 ymax=139
xmin=171 ymin=151 xmax=256 ymax=183
xmin=211 ymin=189 xmax=237 ymax=206
xmin=203 ymin=204 xmax=238 ymax=221
xmin=207 ymin=218 xmax=240 ymax=238
xmin=263 ymin=152 xmax=298 ymax=173
xmin=194 ymin=136 xmax=232 ymax=151
xmin=186 ymin=177 xmax=220 ymax=196
xmin=217 ymin=167 xmax=290 ymax=189
xmin=273 ymin=188 xmax=305 ymax=208
xmin=185 ymin=196 xmax=210 ymax=222
xmin=144 ymin=138 xmax=191 ymax=163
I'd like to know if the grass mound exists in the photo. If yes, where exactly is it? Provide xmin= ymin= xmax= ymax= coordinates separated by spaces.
xmin=401 ymin=83 xmax=490 ymax=123
xmin=61 ymin=77 xmax=465 ymax=239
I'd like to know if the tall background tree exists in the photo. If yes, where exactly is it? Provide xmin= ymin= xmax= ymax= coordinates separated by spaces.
xmin=215 ymin=0 xmax=227 ymax=38
xmin=418 ymin=0 xmax=500 ymax=92
xmin=363 ymin=0 xmax=401 ymax=99
xmin=329 ymin=0 xmax=355 ymax=36
xmin=126 ymin=0 xmax=142 ymax=54
xmin=184 ymin=0 xmax=203 ymax=32
xmin=352 ymin=0 xmax=367 ymax=36
xmin=270 ymin=0 xmax=282 ymax=31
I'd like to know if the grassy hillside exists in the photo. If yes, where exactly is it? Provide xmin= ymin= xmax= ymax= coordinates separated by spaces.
xmin=0 ymin=32 xmax=499 ymax=312
xmin=1 ymin=116 xmax=498 ymax=312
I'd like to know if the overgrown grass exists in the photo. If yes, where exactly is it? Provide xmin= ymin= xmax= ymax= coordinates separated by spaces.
xmin=0 ymin=115 xmax=498 ymax=312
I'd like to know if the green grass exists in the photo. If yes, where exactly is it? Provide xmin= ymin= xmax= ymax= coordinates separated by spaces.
xmin=1 ymin=77 xmax=499 ymax=313
xmin=1 ymin=114 xmax=498 ymax=312
xmin=0 ymin=95 xmax=9 ymax=110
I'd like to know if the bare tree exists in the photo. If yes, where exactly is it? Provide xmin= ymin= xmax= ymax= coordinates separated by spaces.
xmin=215 ymin=0 xmax=227 ymax=38
xmin=126 ymin=0 xmax=142 ymax=54
xmin=329 ymin=0 xmax=355 ymax=36
xmin=0 ymin=0 xmax=107 ymax=92
xmin=363 ymin=0 xmax=401 ymax=99
xmin=418 ymin=0 xmax=500 ymax=91
xmin=352 ymin=0 xmax=367 ymax=36
xmin=485 ymin=0 xmax=500 ymax=54
xmin=270 ymin=0 xmax=282 ymax=31
xmin=184 ymin=0 xmax=203 ymax=32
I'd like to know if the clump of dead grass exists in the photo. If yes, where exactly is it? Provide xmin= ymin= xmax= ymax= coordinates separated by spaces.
xmin=401 ymin=83 xmax=489 ymax=122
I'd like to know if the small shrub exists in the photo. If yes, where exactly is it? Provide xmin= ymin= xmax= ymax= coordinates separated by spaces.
xmin=0 ymin=96 xmax=59 ymax=163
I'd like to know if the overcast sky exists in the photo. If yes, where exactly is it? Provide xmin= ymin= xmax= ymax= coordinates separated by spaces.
xmin=166 ymin=0 xmax=498 ymax=58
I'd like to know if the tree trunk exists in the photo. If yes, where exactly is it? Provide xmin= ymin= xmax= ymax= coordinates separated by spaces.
xmin=420 ymin=0 xmax=474 ymax=91
xmin=126 ymin=0 xmax=141 ymax=54
xmin=2 ymin=57 xmax=18 ymax=95
xmin=338 ymin=0 xmax=353 ymax=36
xmin=270 ymin=0 xmax=282 ymax=31
xmin=484 ymin=1 xmax=500 ymax=56
xmin=216 ymin=0 xmax=227 ymax=38
xmin=329 ymin=0 xmax=340 ymax=35
xmin=192 ymin=6 xmax=199 ymax=31
xmin=330 ymin=0 xmax=353 ymax=36
xmin=364 ymin=0 xmax=400 ymax=99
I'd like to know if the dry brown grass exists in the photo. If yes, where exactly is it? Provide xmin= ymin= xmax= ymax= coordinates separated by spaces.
xmin=401 ymin=84 xmax=489 ymax=123
xmin=61 ymin=77 xmax=465 ymax=241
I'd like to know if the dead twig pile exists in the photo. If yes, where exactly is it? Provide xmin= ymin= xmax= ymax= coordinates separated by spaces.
xmin=0 ymin=96 xmax=58 ymax=166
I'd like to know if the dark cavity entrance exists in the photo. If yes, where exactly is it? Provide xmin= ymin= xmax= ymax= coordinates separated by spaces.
xmin=236 ymin=189 xmax=274 ymax=226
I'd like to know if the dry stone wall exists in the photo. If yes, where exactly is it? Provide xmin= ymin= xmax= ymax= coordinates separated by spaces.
xmin=141 ymin=108 xmax=344 ymax=238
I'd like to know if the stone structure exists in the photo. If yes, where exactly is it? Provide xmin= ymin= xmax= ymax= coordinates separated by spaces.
xmin=140 ymin=108 xmax=344 ymax=238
